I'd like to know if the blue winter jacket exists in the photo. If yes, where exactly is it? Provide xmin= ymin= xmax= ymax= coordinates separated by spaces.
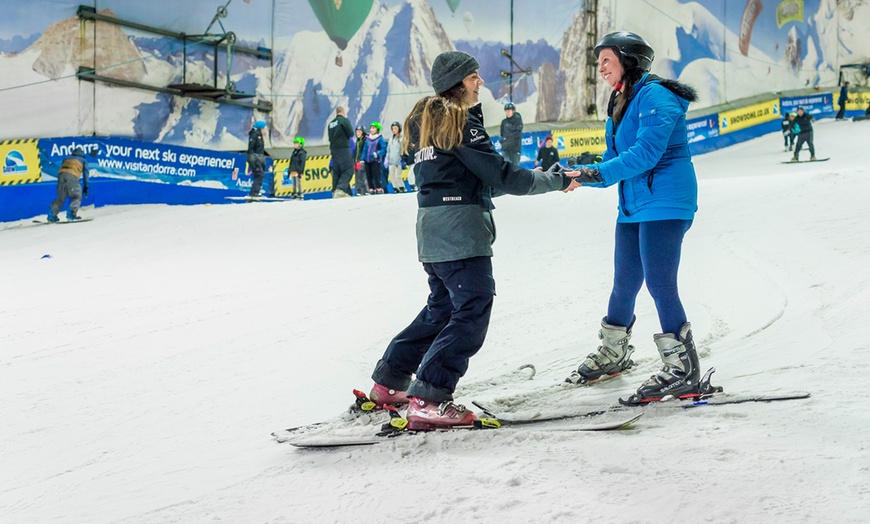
xmin=580 ymin=74 xmax=698 ymax=223
xmin=362 ymin=134 xmax=387 ymax=163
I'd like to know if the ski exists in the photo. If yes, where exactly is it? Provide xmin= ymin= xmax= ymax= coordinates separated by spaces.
xmin=474 ymin=368 xmax=809 ymax=422
xmin=475 ymin=390 xmax=811 ymax=423
xmin=272 ymin=365 xmax=540 ymax=443
xmin=270 ymin=389 xmax=391 ymax=443
xmin=284 ymin=410 xmax=643 ymax=449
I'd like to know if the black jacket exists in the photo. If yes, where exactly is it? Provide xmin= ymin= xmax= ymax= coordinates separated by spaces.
xmin=413 ymin=104 xmax=570 ymax=263
xmin=289 ymin=147 xmax=307 ymax=174
xmin=792 ymin=113 xmax=814 ymax=135
xmin=499 ymin=113 xmax=523 ymax=152
xmin=327 ymin=114 xmax=354 ymax=151
xmin=537 ymin=146 xmax=560 ymax=171
xmin=247 ymin=128 xmax=265 ymax=155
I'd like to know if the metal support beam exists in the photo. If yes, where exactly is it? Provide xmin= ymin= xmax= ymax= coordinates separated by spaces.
xmin=76 ymin=6 xmax=271 ymax=59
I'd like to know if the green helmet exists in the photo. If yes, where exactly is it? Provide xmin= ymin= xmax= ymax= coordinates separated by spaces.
xmin=293 ymin=136 xmax=305 ymax=147
xmin=370 ymin=121 xmax=382 ymax=132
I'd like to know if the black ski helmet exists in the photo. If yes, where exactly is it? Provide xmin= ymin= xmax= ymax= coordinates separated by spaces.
xmin=391 ymin=121 xmax=402 ymax=132
xmin=593 ymin=32 xmax=655 ymax=72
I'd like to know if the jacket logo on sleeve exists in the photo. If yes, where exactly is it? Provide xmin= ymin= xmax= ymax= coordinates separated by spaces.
xmin=469 ymin=128 xmax=486 ymax=143
xmin=415 ymin=146 xmax=437 ymax=163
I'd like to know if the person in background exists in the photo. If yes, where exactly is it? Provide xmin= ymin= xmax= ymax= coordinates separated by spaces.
xmin=402 ymin=137 xmax=417 ymax=192
xmin=565 ymin=32 xmax=705 ymax=406
xmin=365 ymin=51 xmax=580 ymax=430
xmin=781 ymin=112 xmax=796 ymax=151
xmin=288 ymin=136 xmax=307 ymax=199
xmin=48 ymin=147 xmax=89 ymax=222
xmin=362 ymin=122 xmax=387 ymax=195
xmin=247 ymin=119 xmax=268 ymax=198
xmin=534 ymin=135 xmax=560 ymax=171
xmin=790 ymin=106 xmax=816 ymax=162
xmin=500 ymin=102 xmax=523 ymax=165
xmin=386 ymin=121 xmax=406 ymax=193
xmin=352 ymin=125 xmax=369 ymax=196
xmin=327 ymin=106 xmax=355 ymax=198
xmin=836 ymin=81 xmax=850 ymax=120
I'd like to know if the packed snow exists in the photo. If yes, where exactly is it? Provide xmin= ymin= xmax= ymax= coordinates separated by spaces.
xmin=2 ymin=118 xmax=869 ymax=523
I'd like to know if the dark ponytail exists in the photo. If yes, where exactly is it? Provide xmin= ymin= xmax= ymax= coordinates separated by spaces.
xmin=608 ymin=67 xmax=646 ymax=125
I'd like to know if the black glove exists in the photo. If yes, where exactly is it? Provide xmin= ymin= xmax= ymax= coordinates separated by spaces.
xmin=83 ymin=186 xmax=89 ymax=197
xmin=545 ymin=163 xmax=573 ymax=190
xmin=572 ymin=166 xmax=603 ymax=184
xmin=545 ymin=162 xmax=566 ymax=176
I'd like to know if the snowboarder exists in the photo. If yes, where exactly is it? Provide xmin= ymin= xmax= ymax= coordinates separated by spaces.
xmin=565 ymin=31 xmax=704 ymax=405
xmin=247 ymin=120 xmax=268 ymax=198
xmin=48 ymin=147 xmax=89 ymax=222
xmin=327 ymin=106 xmax=355 ymax=197
xmin=288 ymin=136 xmax=307 ymax=199
xmin=836 ymin=81 xmax=849 ymax=120
xmin=500 ymin=102 xmax=523 ymax=165
xmin=367 ymin=50 xmax=580 ymax=430
xmin=790 ymin=107 xmax=816 ymax=162
xmin=781 ymin=113 xmax=796 ymax=151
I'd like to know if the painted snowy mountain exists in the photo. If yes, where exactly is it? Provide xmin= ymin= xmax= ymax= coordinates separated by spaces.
xmin=454 ymin=38 xmax=560 ymax=104
xmin=272 ymin=0 xmax=461 ymax=147
xmin=0 ymin=33 xmax=39 ymax=54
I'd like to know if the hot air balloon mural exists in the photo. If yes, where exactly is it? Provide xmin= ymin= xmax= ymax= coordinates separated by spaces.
xmin=307 ymin=0 xmax=374 ymax=66
xmin=445 ymin=0 xmax=460 ymax=15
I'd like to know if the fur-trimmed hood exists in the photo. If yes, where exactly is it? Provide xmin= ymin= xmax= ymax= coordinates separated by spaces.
xmin=650 ymin=75 xmax=698 ymax=103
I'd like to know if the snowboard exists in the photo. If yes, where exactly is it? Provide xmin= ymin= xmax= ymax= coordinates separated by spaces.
xmin=226 ymin=195 xmax=293 ymax=202
xmin=32 ymin=218 xmax=95 ymax=225
xmin=782 ymin=158 xmax=829 ymax=164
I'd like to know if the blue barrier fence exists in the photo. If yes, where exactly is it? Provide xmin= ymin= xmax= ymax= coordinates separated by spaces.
xmin=1 ymin=91 xmax=862 ymax=223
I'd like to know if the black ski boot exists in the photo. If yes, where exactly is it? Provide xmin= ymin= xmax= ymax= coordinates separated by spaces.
xmin=565 ymin=317 xmax=636 ymax=385
xmin=620 ymin=322 xmax=702 ymax=405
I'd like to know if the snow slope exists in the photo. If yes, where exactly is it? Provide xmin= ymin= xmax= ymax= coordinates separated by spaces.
xmin=1 ymin=119 xmax=869 ymax=523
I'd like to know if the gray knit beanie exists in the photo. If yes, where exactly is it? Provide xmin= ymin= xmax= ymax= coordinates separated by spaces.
xmin=431 ymin=51 xmax=480 ymax=94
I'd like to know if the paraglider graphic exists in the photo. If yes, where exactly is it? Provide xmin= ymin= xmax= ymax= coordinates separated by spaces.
xmin=307 ymin=0 xmax=374 ymax=66
xmin=463 ymin=11 xmax=473 ymax=33
xmin=445 ymin=0 xmax=461 ymax=14
xmin=776 ymin=0 xmax=803 ymax=28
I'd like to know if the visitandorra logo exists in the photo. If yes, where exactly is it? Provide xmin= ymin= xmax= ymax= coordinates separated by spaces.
xmin=3 ymin=150 xmax=28 ymax=175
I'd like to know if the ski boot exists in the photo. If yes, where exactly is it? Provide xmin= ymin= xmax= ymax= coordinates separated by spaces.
xmin=620 ymin=322 xmax=703 ymax=405
xmin=565 ymin=317 xmax=636 ymax=385
xmin=66 ymin=212 xmax=82 ymax=221
xmin=368 ymin=383 xmax=408 ymax=408
xmin=405 ymin=397 xmax=476 ymax=431
xmin=47 ymin=207 xmax=59 ymax=223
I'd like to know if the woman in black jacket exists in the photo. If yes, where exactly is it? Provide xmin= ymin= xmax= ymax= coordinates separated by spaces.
xmin=366 ymin=51 xmax=579 ymax=430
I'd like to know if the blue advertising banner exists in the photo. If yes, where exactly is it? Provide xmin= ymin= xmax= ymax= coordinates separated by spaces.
xmin=686 ymin=114 xmax=720 ymax=144
xmin=780 ymin=93 xmax=833 ymax=117
xmin=38 ymin=136 xmax=246 ymax=190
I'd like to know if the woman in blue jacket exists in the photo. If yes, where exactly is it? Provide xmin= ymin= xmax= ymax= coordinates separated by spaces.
xmin=566 ymin=32 xmax=707 ymax=405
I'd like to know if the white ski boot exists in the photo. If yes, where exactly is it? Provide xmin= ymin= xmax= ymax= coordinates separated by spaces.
xmin=621 ymin=322 xmax=701 ymax=405
xmin=565 ymin=318 xmax=636 ymax=385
